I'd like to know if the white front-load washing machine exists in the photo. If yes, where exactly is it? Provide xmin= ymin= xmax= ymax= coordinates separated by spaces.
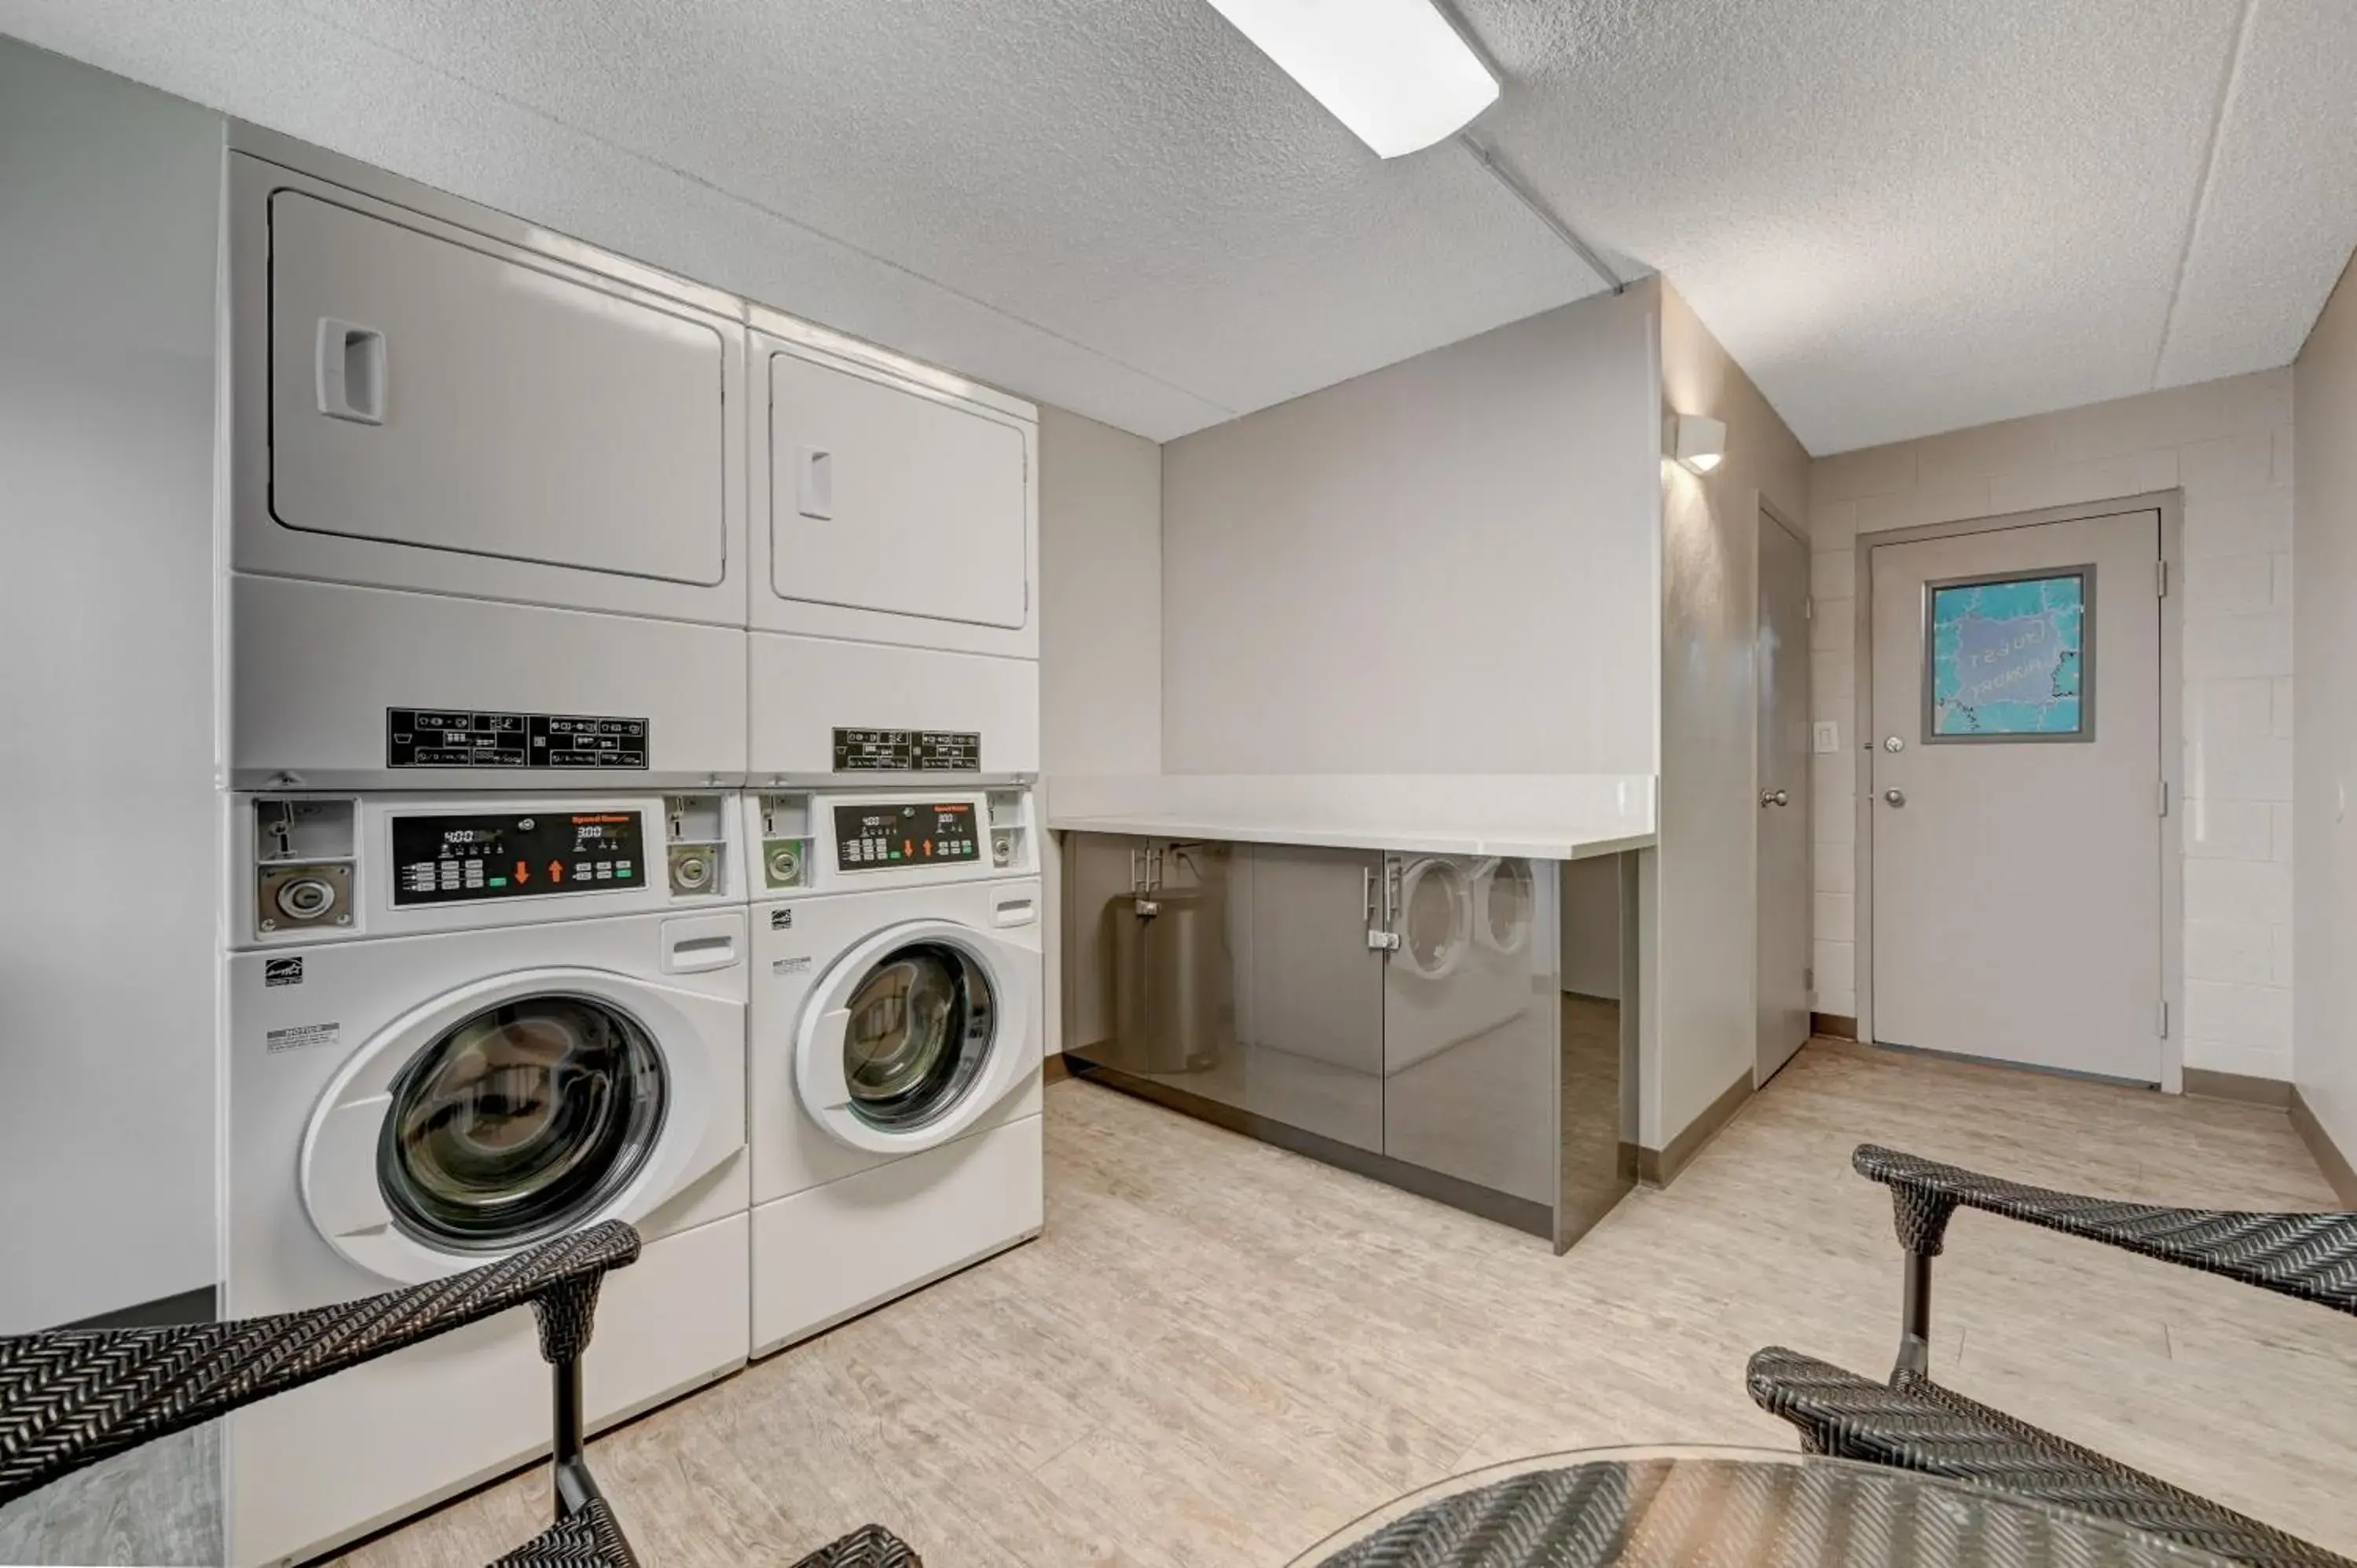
xmin=742 ymin=787 xmax=1044 ymax=1356
xmin=223 ymin=791 xmax=750 ymax=1566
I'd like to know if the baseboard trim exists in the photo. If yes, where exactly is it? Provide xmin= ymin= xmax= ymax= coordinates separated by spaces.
xmin=2291 ymin=1086 xmax=2357 ymax=1207
xmin=1810 ymin=1012 xmax=1858 ymax=1041
xmin=56 ymin=1284 xmax=216 ymax=1332
xmin=1043 ymin=1052 xmax=1072 ymax=1086
xmin=2183 ymin=1066 xmax=2293 ymax=1108
xmin=1064 ymin=1053 xmax=1554 ymax=1241
xmin=1637 ymin=1066 xmax=1753 ymax=1189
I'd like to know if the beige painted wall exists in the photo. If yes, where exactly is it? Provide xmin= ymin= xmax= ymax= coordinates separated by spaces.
xmin=0 ymin=39 xmax=221 ymax=1328
xmin=1810 ymin=371 xmax=2295 ymax=1077
xmin=2295 ymin=258 xmax=2357 ymax=1152
xmin=1651 ymin=280 xmax=1812 ymax=1145
xmin=1160 ymin=290 xmax=1662 ymax=775
xmin=1039 ymin=407 xmax=1164 ymax=1055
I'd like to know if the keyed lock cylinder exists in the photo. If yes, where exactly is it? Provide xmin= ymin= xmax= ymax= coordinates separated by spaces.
xmin=668 ymin=845 xmax=715 ymax=895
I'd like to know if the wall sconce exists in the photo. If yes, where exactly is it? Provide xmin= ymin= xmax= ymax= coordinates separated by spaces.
xmin=1665 ymin=413 xmax=1727 ymax=474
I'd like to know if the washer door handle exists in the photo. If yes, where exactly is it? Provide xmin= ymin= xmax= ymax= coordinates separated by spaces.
xmin=663 ymin=913 xmax=742 ymax=973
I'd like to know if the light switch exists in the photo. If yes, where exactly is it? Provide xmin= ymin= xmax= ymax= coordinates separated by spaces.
xmin=1813 ymin=721 xmax=1841 ymax=754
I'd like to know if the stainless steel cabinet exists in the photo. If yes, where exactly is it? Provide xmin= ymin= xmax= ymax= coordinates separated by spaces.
xmin=1380 ymin=853 xmax=1557 ymax=1206
xmin=1061 ymin=832 xmax=1636 ymax=1249
xmin=1061 ymin=835 xmax=1384 ymax=1154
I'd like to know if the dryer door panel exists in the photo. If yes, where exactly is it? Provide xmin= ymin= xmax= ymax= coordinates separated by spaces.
xmin=766 ymin=350 xmax=1029 ymax=631
xmin=269 ymin=189 xmax=729 ymax=586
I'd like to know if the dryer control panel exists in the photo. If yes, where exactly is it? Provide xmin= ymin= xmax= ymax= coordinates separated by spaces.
xmin=390 ymin=809 xmax=647 ymax=905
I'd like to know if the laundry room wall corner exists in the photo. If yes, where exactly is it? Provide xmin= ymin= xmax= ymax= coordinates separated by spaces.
xmin=1038 ymin=406 xmax=1165 ymax=1055
xmin=1651 ymin=280 xmax=1812 ymax=1155
xmin=0 ymin=37 xmax=225 ymax=1332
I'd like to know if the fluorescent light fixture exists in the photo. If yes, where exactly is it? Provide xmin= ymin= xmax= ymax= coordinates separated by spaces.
xmin=1666 ymin=413 xmax=1727 ymax=474
xmin=1204 ymin=0 xmax=1500 ymax=159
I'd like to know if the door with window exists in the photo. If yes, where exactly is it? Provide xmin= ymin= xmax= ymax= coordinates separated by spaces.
xmin=1868 ymin=508 xmax=2164 ymax=1082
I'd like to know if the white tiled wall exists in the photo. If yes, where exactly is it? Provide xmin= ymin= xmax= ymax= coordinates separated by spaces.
xmin=1807 ymin=368 xmax=2295 ymax=1080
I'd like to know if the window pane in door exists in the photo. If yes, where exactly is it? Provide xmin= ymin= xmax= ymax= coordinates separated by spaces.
xmin=1925 ymin=569 xmax=2091 ymax=740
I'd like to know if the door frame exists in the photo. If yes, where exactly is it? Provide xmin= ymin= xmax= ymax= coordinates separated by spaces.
xmin=1850 ymin=489 xmax=2185 ymax=1093
xmin=1756 ymin=497 xmax=1812 ymax=1088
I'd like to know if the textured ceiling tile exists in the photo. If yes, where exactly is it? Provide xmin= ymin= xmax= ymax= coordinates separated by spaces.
xmin=0 ymin=0 xmax=1239 ymax=438
xmin=5 ymin=0 xmax=2354 ymax=450
xmin=1458 ymin=0 xmax=2249 ymax=452
xmin=2155 ymin=0 xmax=2357 ymax=388
xmin=245 ymin=0 xmax=1606 ymax=417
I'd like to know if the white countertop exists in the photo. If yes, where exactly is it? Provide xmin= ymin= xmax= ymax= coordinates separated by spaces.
xmin=1044 ymin=774 xmax=1655 ymax=860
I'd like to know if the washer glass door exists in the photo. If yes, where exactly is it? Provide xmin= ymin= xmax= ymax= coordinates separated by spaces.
xmin=840 ymin=941 xmax=998 ymax=1132
xmin=379 ymin=995 xmax=668 ymax=1252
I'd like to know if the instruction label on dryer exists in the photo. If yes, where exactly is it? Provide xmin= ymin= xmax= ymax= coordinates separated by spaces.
xmin=387 ymin=709 xmax=650 ymax=770
xmin=830 ymin=728 xmax=981 ymax=772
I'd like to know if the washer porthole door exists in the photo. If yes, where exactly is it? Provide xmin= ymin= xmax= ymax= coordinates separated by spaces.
xmin=840 ymin=941 xmax=995 ymax=1131
xmin=796 ymin=919 xmax=1032 ymax=1155
xmin=378 ymin=993 xmax=668 ymax=1252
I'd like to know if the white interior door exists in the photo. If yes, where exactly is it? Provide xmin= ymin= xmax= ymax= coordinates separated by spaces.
xmin=1757 ymin=510 xmax=1812 ymax=1085
xmin=1869 ymin=509 xmax=2163 ymax=1081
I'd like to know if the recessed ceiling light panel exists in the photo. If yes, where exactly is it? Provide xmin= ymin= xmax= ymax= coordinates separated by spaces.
xmin=1205 ymin=0 xmax=1501 ymax=158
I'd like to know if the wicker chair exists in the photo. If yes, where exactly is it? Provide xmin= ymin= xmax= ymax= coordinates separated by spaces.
xmin=1747 ymin=1144 xmax=2357 ymax=1568
xmin=0 ymin=1222 xmax=920 ymax=1567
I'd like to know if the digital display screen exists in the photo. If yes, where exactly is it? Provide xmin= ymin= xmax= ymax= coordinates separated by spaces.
xmin=834 ymin=802 xmax=979 ymax=871
xmin=390 ymin=811 xmax=647 ymax=905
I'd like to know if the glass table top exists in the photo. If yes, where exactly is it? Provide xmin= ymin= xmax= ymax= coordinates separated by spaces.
xmin=1285 ymin=1445 xmax=2240 ymax=1568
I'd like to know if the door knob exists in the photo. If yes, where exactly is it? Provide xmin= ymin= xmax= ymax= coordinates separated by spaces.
xmin=1759 ymin=789 xmax=1790 ymax=808
xmin=1882 ymin=789 xmax=1907 ymax=808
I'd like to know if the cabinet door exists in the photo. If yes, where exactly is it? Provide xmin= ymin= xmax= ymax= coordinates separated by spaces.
xmin=1233 ymin=844 xmax=1385 ymax=1152
xmin=268 ymin=190 xmax=729 ymax=585
xmin=1381 ymin=855 xmax=1558 ymax=1204
xmin=766 ymin=349 xmax=1029 ymax=631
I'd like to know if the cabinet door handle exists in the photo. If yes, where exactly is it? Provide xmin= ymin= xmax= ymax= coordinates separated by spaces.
xmin=1363 ymin=865 xmax=1401 ymax=952
xmin=1759 ymin=789 xmax=1790 ymax=808
xmin=316 ymin=318 xmax=386 ymax=425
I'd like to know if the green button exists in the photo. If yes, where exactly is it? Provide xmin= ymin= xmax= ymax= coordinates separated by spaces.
xmin=489 ymin=877 xmax=508 ymax=888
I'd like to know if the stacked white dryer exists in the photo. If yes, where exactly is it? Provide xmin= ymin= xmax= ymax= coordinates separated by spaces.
xmin=740 ymin=310 xmax=1047 ymax=1355
xmin=219 ymin=128 xmax=753 ymax=1566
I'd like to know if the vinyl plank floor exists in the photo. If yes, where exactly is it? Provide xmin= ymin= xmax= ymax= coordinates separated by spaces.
xmin=335 ymin=1041 xmax=2357 ymax=1567
xmin=13 ymin=1041 xmax=2353 ymax=1567
xmin=0 ymin=1422 xmax=220 ymax=1566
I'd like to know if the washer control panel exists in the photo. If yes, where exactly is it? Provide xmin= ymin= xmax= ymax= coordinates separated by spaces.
xmin=834 ymin=800 xmax=981 ymax=871
xmin=389 ymin=810 xmax=646 ymax=906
